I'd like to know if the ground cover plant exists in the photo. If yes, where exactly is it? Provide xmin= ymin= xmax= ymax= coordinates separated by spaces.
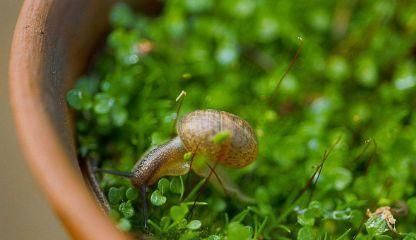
xmin=67 ymin=1 xmax=416 ymax=239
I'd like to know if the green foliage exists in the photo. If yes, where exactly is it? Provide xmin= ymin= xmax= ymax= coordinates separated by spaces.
xmin=169 ymin=178 xmax=183 ymax=195
xmin=404 ymin=233 xmax=416 ymax=240
xmin=187 ymin=220 xmax=202 ymax=230
xmin=170 ymin=204 xmax=189 ymax=222
xmin=365 ymin=216 xmax=388 ymax=237
xmin=117 ymin=218 xmax=132 ymax=232
xmin=158 ymin=178 xmax=170 ymax=195
xmin=125 ymin=187 xmax=138 ymax=201
xmin=108 ymin=187 xmax=123 ymax=204
xmin=68 ymin=1 xmax=416 ymax=239
xmin=151 ymin=190 xmax=167 ymax=206
xmin=109 ymin=208 xmax=120 ymax=221
xmin=66 ymin=89 xmax=92 ymax=110
xmin=297 ymin=226 xmax=314 ymax=240
xmin=119 ymin=201 xmax=135 ymax=218
xmin=227 ymin=222 xmax=252 ymax=240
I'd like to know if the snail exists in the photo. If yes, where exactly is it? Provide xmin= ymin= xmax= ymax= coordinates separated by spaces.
xmin=96 ymin=109 xmax=258 ymax=225
xmin=100 ymin=109 xmax=258 ymax=189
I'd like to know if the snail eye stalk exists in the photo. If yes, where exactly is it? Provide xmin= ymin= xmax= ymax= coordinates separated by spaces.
xmin=141 ymin=185 xmax=148 ymax=230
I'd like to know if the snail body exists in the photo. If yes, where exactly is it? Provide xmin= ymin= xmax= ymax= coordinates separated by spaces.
xmin=131 ymin=136 xmax=188 ymax=187
xmin=130 ymin=109 xmax=258 ymax=188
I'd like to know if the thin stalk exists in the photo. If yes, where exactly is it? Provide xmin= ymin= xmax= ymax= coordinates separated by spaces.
xmin=277 ymin=137 xmax=341 ymax=223
xmin=95 ymin=169 xmax=134 ymax=178
xmin=270 ymin=37 xmax=304 ymax=101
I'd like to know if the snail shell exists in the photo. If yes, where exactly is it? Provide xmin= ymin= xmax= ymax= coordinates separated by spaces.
xmin=177 ymin=109 xmax=258 ymax=168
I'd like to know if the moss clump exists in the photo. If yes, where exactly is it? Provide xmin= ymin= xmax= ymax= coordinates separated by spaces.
xmin=68 ymin=1 xmax=416 ymax=239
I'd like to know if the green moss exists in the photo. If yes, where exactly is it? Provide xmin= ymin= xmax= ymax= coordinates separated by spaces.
xmin=68 ymin=1 xmax=416 ymax=239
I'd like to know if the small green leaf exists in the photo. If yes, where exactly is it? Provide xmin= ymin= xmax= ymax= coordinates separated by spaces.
xmin=355 ymin=56 xmax=378 ymax=87
xmin=297 ymin=226 xmax=314 ymax=240
xmin=227 ymin=222 xmax=252 ymax=240
xmin=170 ymin=177 xmax=183 ymax=194
xmin=177 ymin=218 xmax=188 ymax=230
xmin=327 ymin=56 xmax=350 ymax=82
xmin=117 ymin=218 xmax=132 ymax=232
xmin=297 ymin=212 xmax=315 ymax=227
xmin=216 ymin=43 xmax=238 ymax=66
xmin=66 ymin=89 xmax=83 ymax=110
xmin=111 ymin=106 xmax=128 ymax=126
xmin=365 ymin=215 xmax=388 ymax=237
xmin=158 ymin=178 xmax=170 ymax=195
xmin=212 ymin=131 xmax=231 ymax=144
xmin=108 ymin=187 xmax=123 ymax=204
xmin=74 ymin=76 xmax=98 ymax=93
xmin=170 ymin=204 xmax=189 ymax=222
xmin=125 ymin=187 xmax=138 ymax=201
xmin=94 ymin=93 xmax=114 ymax=114
xmin=119 ymin=201 xmax=135 ymax=218
xmin=150 ymin=190 xmax=167 ymax=206
xmin=66 ymin=89 xmax=92 ymax=110
xmin=308 ymin=201 xmax=323 ymax=217
xmin=110 ymin=2 xmax=135 ymax=28
xmin=108 ymin=209 xmax=120 ymax=221
xmin=210 ymin=197 xmax=226 ymax=212
xmin=324 ymin=208 xmax=352 ymax=220
xmin=255 ymin=187 xmax=270 ymax=203
xmin=187 ymin=220 xmax=202 ymax=230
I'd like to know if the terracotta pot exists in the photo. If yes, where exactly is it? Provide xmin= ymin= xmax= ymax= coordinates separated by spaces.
xmin=9 ymin=0 xmax=133 ymax=239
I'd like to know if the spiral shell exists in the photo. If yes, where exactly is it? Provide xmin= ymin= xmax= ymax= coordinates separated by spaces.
xmin=177 ymin=109 xmax=258 ymax=168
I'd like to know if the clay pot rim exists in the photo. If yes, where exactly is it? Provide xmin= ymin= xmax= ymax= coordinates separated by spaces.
xmin=8 ymin=1 xmax=129 ymax=239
